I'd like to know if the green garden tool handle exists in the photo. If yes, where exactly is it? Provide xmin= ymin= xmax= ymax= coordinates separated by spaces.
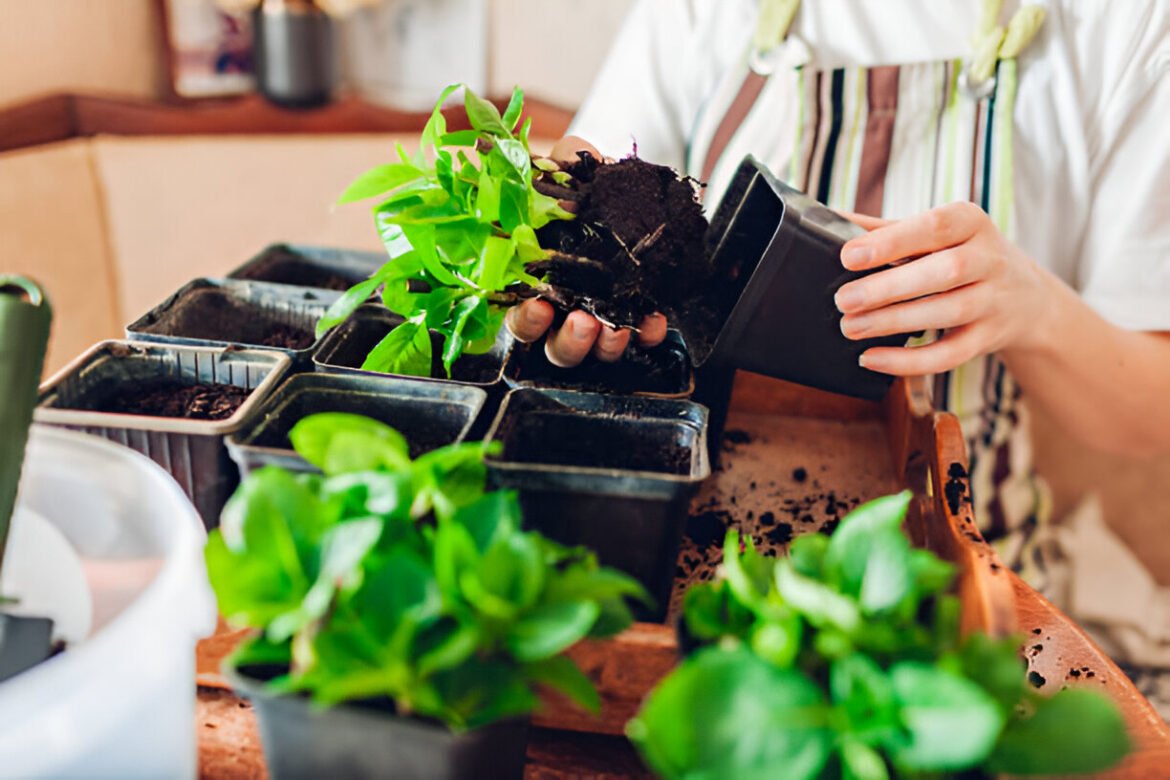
xmin=0 ymin=276 xmax=52 ymax=574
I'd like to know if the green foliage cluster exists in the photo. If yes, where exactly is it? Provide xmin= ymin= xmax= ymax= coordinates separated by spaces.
xmin=205 ymin=413 xmax=646 ymax=730
xmin=316 ymin=85 xmax=573 ymax=378
xmin=628 ymin=492 xmax=1130 ymax=779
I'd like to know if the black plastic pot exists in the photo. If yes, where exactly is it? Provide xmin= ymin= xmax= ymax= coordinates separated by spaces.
xmin=484 ymin=388 xmax=710 ymax=622
xmin=126 ymin=278 xmax=340 ymax=365
xmin=35 ymin=341 xmax=290 ymax=528
xmin=683 ymin=155 xmax=911 ymax=401
xmin=504 ymin=330 xmax=694 ymax=399
xmin=227 ymin=243 xmax=385 ymax=292
xmin=230 ymin=665 xmax=529 ymax=780
xmin=314 ymin=305 xmax=512 ymax=389
xmin=227 ymin=372 xmax=487 ymax=477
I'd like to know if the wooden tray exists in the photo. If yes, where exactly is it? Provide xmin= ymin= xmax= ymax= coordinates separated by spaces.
xmin=196 ymin=371 xmax=1170 ymax=777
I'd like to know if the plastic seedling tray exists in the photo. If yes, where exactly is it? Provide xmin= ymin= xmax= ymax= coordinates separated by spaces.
xmin=226 ymin=243 xmax=385 ymax=292
xmin=126 ymin=278 xmax=341 ymax=366
xmin=227 ymin=372 xmax=487 ymax=477
xmin=35 ymin=341 xmax=290 ymax=528
xmin=313 ymin=304 xmax=512 ymax=389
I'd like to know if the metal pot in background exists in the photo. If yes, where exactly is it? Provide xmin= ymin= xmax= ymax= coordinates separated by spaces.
xmin=252 ymin=0 xmax=336 ymax=108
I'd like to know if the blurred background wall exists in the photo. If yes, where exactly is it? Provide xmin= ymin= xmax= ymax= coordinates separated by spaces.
xmin=0 ymin=0 xmax=634 ymax=110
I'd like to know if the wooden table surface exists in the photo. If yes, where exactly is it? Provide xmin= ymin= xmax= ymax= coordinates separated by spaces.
xmin=195 ymin=377 xmax=1170 ymax=778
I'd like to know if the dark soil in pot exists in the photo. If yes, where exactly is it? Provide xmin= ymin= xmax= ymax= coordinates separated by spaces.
xmin=248 ymin=390 xmax=461 ymax=458
xmin=501 ymin=411 xmax=693 ymax=475
xmin=531 ymin=154 xmax=712 ymax=330
xmin=233 ymin=246 xmax=364 ymax=291
xmin=70 ymin=378 xmax=250 ymax=421
xmin=143 ymin=288 xmax=315 ymax=350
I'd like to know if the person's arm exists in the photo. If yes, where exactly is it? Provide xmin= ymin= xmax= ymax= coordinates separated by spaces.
xmin=834 ymin=204 xmax=1170 ymax=456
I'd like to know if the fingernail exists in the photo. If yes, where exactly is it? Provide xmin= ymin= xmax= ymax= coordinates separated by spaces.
xmin=841 ymin=315 xmax=869 ymax=339
xmin=835 ymin=287 xmax=863 ymax=312
xmin=568 ymin=319 xmax=594 ymax=342
xmin=841 ymin=245 xmax=873 ymax=269
xmin=859 ymin=352 xmax=877 ymax=369
xmin=524 ymin=305 xmax=546 ymax=327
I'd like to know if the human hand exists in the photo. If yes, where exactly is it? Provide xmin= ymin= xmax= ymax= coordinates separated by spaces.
xmin=504 ymin=135 xmax=669 ymax=366
xmin=835 ymin=202 xmax=1058 ymax=376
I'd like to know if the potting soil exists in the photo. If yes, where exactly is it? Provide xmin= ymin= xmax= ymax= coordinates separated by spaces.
xmin=533 ymin=154 xmax=711 ymax=329
xmin=94 ymin=379 xmax=249 ymax=421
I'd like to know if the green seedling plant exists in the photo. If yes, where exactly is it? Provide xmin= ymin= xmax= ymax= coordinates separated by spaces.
xmin=206 ymin=413 xmax=648 ymax=730
xmin=316 ymin=84 xmax=574 ymax=378
xmin=628 ymin=491 xmax=1131 ymax=779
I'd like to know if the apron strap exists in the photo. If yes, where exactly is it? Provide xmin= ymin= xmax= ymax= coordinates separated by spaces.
xmin=750 ymin=0 xmax=809 ymax=75
xmin=965 ymin=1 xmax=1047 ymax=93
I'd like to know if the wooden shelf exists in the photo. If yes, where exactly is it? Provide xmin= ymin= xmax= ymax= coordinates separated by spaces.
xmin=0 ymin=92 xmax=575 ymax=154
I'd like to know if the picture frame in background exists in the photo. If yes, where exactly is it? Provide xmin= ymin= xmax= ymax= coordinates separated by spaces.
xmin=158 ymin=0 xmax=255 ymax=99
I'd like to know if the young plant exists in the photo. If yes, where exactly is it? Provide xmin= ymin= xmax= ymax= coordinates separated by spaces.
xmin=628 ymin=492 xmax=1131 ymax=779
xmin=206 ymin=413 xmax=647 ymax=730
xmin=315 ymin=84 xmax=574 ymax=378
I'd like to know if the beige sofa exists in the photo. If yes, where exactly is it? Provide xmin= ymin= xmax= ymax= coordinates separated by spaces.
xmin=0 ymin=134 xmax=410 ymax=374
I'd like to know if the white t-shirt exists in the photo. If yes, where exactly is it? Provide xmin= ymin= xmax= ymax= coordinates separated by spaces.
xmin=571 ymin=0 xmax=1170 ymax=332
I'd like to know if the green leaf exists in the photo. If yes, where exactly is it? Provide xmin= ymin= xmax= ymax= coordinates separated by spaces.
xmin=439 ymin=129 xmax=480 ymax=147
xmin=886 ymin=661 xmax=1004 ymax=770
xmin=506 ymin=600 xmax=599 ymax=662
xmin=418 ymin=83 xmax=460 ymax=160
xmin=958 ymin=632 xmax=1031 ymax=714
xmin=289 ymin=413 xmax=411 ymax=475
xmin=352 ymin=547 xmax=441 ymax=648
xmin=338 ymin=162 xmax=426 ymax=204
xmin=501 ymin=86 xmax=524 ymax=132
xmin=750 ymin=611 xmax=802 ymax=668
xmin=475 ymin=167 xmax=501 ymax=223
xmin=858 ymin=529 xmax=914 ymax=615
xmin=450 ymin=490 xmax=521 ymax=552
xmin=774 ymin=560 xmax=861 ymax=633
xmin=401 ymin=223 xmax=463 ymax=287
xmin=840 ymin=739 xmax=890 ymax=780
xmin=824 ymin=491 xmax=912 ymax=598
xmin=628 ymin=646 xmax=833 ymax=780
xmin=510 ymin=224 xmax=546 ymax=263
xmin=682 ymin=580 xmax=756 ymax=643
xmin=463 ymin=87 xmax=510 ymax=137
xmin=476 ymin=236 xmax=514 ymax=291
xmin=415 ymin=616 xmax=481 ymax=677
xmin=789 ymin=533 xmax=829 ymax=578
xmin=315 ymin=274 xmax=381 ymax=338
xmin=411 ymin=442 xmax=490 ymax=520
xmin=441 ymin=294 xmax=486 ymax=376
xmin=478 ymin=532 xmax=547 ymax=612
xmin=722 ymin=530 xmax=774 ymax=610
xmin=494 ymin=138 xmax=532 ymax=181
xmin=527 ymin=655 xmax=600 ymax=713
xmin=988 ymin=688 xmax=1130 ymax=775
xmin=830 ymin=654 xmax=899 ymax=742
xmin=361 ymin=317 xmax=433 ymax=377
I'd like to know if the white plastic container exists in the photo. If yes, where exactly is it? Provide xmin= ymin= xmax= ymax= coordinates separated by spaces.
xmin=0 ymin=426 xmax=216 ymax=779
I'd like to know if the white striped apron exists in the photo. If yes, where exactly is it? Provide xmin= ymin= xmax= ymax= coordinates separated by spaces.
xmin=687 ymin=14 xmax=1050 ymax=584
